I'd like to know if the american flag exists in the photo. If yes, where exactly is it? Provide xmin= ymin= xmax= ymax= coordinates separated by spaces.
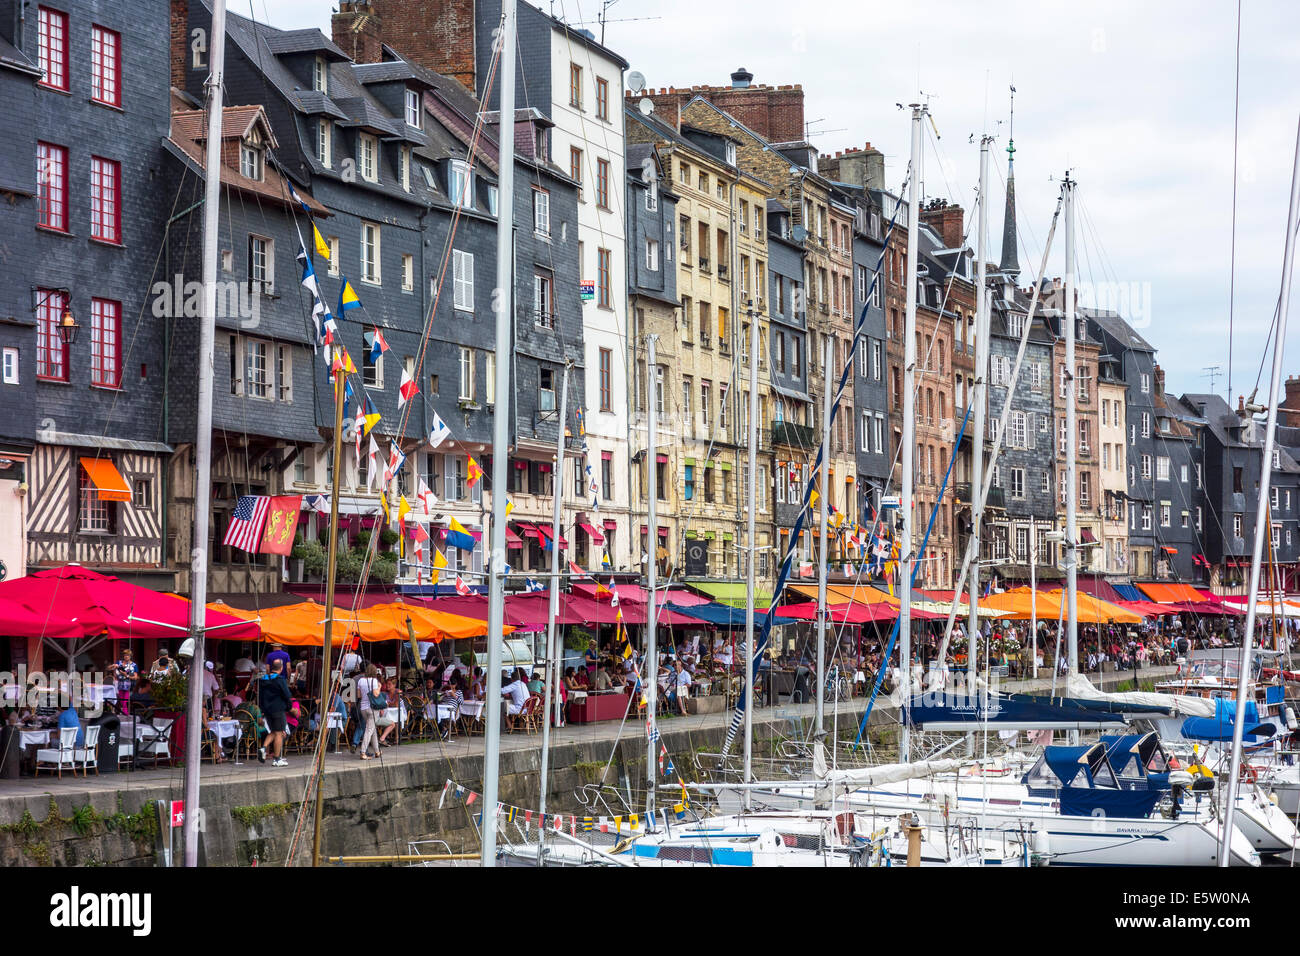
xmin=223 ymin=495 xmax=270 ymax=552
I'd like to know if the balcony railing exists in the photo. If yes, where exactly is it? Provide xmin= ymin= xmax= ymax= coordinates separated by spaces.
xmin=771 ymin=420 xmax=816 ymax=449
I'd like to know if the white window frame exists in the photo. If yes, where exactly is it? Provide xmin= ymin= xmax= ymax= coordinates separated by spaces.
xmin=402 ymin=254 xmax=414 ymax=292
xmin=533 ymin=188 xmax=551 ymax=238
xmin=459 ymin=347 xmax=475 ymax=401
xmin=317 ymin=119 xmax=332 ymax=167
xmin=405 ymin=89 xmax=421 ymax=128
xmin=645 ymin=238 xmax=659 ymax=272
xmin=453 ymin=250 xmax=473 ymax=311
xmin=358 ymin=133 xmax=378 ymax=183
xmin=313 ymin=56 xmax=328 ymax=94
xmin=360 ymin=221 xmax=381 ymax=285
xmin=2 ymin=347 xmax=18 ymax=384
xmin=449 ymin=160 xmax=472 ymax=209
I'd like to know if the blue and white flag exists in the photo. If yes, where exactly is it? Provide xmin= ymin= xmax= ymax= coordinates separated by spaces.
xmin=429 ymin=411 xmax=451 ymax=449
xmin=525 ymin=578 xmax=546 ymax=592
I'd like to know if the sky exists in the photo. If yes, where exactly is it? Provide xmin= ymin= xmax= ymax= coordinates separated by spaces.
xmin=261 ymin=0 xmax=1300 ymax=403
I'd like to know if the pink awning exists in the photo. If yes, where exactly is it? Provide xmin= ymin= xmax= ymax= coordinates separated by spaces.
xmin=563 ymin=594 xmax=696 ymax=627
xmin=538 ymin=525 xmax=569 ymax=548
xmin=578 ymin=522 xmax=605 ymax=545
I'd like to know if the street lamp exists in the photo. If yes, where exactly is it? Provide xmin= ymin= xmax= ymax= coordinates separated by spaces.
xmin=58 ymin=306 xmax=79 ymax=345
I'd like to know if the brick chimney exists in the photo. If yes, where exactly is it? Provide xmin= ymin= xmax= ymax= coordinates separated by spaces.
xmin=332 ymin=1 xmax=384 ymax=65
xmin=369 ymin=0 xmax=477 ymax=92
xmin=170 ymin=0 xmax=188 ymax=92
xmin=1282 ymin=375 xmax=1300 ymax=427
xmin=818 ymin=142 xmax=885 ymax=191
xmin=640 ymin=76 xmax=805 ymax=143
xmin=1154 ymin=364 xmax=1165 ymax=397
xmin=920 ymin=199 xmax=964 ymax=249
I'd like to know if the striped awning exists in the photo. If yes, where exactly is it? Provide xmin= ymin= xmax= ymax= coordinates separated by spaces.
xmin=79 ymin=456 xmax=131 ymax=502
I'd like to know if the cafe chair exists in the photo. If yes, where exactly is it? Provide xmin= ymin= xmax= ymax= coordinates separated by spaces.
xmin=74 ymin=725 xmax=102 ymax=775
xmin=35 ymin=727 xmax=80 ymax=778
xmin=137 ymin=717 xmax=174 ymax=768
xmin=519 ymin=695 xmax=543 ymax=734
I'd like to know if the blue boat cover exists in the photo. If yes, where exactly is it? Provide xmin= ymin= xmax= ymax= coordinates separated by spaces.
xmin=1044 ymin=745 xmax=1102 ymax=788
xmin=1058 ymin=787 xmax=1164 ymax=818
xmin=908 ymin=695 xmax=1128 ymax=729
xmin=1099 ymin=733 xmax=1156 ymax=778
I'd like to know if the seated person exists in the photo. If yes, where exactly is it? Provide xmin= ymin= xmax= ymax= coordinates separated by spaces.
xmin=436 ymin=673 xmax=466 ymax=739
xmin=528 ymin=671 xmax=545 ymax=695
xmin=593 ymin=666 xmax=613 ymax=692
xmin=377 ymin=677 xmax=402 ymax=746
xmin=58 ymin=700 xmax=85 ymax=747
xmin=502 ymin=669 xmax=531 ymax=718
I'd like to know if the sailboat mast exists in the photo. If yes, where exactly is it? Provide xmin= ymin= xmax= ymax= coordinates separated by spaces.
xmin=969 ymin=135 xmax=991 ymax=698
xmin=481 ymin=0 xmax=517 ymax=868
xmin=899 ymin=104 xmax=924 ymax=763
xmin=743 ymin=304 xmax=759 ymax=793
xmin=1063 ymin=173 xmax=1080 ymax=725
xmin=645 ymin=334 xmax=659 ymax=822
xmin=537 ymin=360 xmax=569 ymax=856
xmin=1220 ymin=114 xmax=1300 ymax=865
xmin=816 ymin=336 xmax=832 ymax=735
xmin=181 ymin=0 xmax=227 ymax=869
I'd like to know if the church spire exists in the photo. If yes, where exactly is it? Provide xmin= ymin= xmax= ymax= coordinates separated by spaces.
xmin=999 ymin=86 xmax=1020 ymax=279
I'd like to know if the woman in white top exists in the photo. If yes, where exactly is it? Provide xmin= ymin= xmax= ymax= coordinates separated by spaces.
xmin=356 ymin=664 xmax=382 ymax=759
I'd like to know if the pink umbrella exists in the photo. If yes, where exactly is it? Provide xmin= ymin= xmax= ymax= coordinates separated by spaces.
xmin=0 ymin=565 xmax=259 ymax=668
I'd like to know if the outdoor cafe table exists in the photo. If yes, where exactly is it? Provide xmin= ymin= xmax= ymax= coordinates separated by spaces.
xmin=207 ymin=719 xmax=242 ymax=754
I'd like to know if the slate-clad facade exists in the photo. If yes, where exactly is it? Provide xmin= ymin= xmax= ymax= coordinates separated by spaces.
xmin=2 ymin=0 xmax=173 ymax=586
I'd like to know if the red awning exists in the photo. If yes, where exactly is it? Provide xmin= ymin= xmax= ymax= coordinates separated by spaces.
xmin=578 ymin=522 xmax=605 ymax=545
xmin=602 ymin=518 xmax=618 ymax=530
xmin=505 ymin=526 xmax=523 ymax=549
xmin=640 ymin=525 xmax=669 ymax=537
xmin=538 ymin=525 xmax=569 ymax=548
xmin=1080 ymin=528 xmax=1097 ymax=543
xmin=516 ymin=522 xmax=541 ymax=539
xmin=1162 ymin=546 xmax=1178 ymax=555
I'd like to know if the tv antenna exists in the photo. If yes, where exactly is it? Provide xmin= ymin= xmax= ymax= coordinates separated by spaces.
xmin=1203 ymin=365 xmax=1223 ymax=393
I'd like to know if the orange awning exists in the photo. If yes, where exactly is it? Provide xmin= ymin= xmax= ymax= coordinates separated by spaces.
xmin=79 ymin=456 xmax=131 ymax=502
xmin=1136 ymin=582 xmax=1203 ymax=604
xmin=251 ymin=600 xmax=509 ymax=646
xmin=977 ymin=587 xmax=1142 ymax=624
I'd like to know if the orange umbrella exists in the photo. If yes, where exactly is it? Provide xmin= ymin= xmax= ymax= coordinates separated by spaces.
xmin=250 ymin=600 xmax=507 ymax=646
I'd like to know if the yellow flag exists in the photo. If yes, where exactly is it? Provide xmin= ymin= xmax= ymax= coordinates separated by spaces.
xmin=398 ymin=495 xmax=411 ymax=522
xmin=380 ymin=493 xmax=390 ymax=523
xmin=505 ymin=498 xmax=515 ymax=517
xmin=809 ymin=489 xmax=820 ymax=509
xmin=313 ymin=222 xmax=330 ymax=260
xmin=433 ymin=548 xmax=448 ymax=570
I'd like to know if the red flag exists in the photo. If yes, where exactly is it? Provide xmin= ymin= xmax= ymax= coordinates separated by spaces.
xmin=568 ymin=560 xmax=588 ymax=579
xmin=258 ymin=495 xmax=303 ymax=555
xmin=467 ymin=457 xmax=484 ymax=487
xmin=455 ymin=575 xmax=471 ymax=596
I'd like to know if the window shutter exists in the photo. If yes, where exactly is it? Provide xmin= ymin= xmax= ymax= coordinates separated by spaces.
xmin=443 ymin=455 xmax=456 ymax=500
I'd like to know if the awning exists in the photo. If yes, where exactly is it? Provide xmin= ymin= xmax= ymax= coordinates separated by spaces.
xmin=79 ymin=457 xmax=131 ymax=502
xmin=1080 ymin=528 xmax=1096 ymax=543
xmin=578 ymin=522 xmax=605 ymax=545
xmin=516 ymin=521 xmax=542 ymax=539
xmin=602 ymin=518 xmax=618 ymax=530
xmin=688 ymin=581 xmax=773 ymax=608
xmin=1136 ymin=582 xmax=1203 ymax=604
xmin=1111 ymin=583 xmax=1144 ymax=602
xmin=790 ymin=583 xmax=897 ymax=605
xmin=505 ymin=526 xmax=523 ymax=549
xmin=538 ymin=525 xmax=569 ymax=549
xmin=640 ymin=525 xmax=669 ymax=538
xmin=663 ymin=602 xmax=789 ymax=628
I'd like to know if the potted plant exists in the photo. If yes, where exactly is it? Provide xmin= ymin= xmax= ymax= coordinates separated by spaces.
xmin=148 ymin=669 xmax=190 ymax=764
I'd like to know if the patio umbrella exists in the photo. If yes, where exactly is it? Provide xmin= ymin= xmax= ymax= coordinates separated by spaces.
xmin=254 ymin=600 xmax=506 ymax=646
xmin=772 ymin=601 xmax=917 ymax=624
xmin=0 ymin=565 xmax=259 ymax=668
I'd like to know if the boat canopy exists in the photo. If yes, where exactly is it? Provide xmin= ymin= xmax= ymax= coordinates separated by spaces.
xmin=1179 ymin=698 xmax=1274 ymax=742
xmin=1099 ymin=733 xmax=1164 ymax=778
xmin=907 ymin=694 xmax=1130 ymax=732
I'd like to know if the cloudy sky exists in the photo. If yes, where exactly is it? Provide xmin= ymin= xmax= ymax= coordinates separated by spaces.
xmin=265 ymin=0 xmax=1300 ymax=401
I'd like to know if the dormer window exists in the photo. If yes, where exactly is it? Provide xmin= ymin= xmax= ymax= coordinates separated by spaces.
xmin=448 ymin=160 xmax=473 ymax=209
xmin=358 ymin=133 xmax=378 ymax=183
xmin=405 ymin=89 xmax=421 ymax=128
xmin=240 ymin=140 xmax=264 ymax=181
xmin=313 ymin=56 xmax=328 ymax=94
xmin=534 ymin=126 xmax=548 ymax=162
xmin=726 ymin=142 xmax=737 ymax=165
xmin=487 ymin=184 xmax=499 ymax=217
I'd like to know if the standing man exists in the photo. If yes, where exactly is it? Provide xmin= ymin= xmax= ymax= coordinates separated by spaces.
xmin=258 ymin=658 xmax=292 ymax=767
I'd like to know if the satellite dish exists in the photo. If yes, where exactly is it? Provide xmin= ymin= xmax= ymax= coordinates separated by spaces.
xmin=627 ymin=70 xmax=646 ymax=94
xmin=792 ymin=225 xmax=807 ymax=242
xmin=638 ymin=97 xmax=653 ymax=116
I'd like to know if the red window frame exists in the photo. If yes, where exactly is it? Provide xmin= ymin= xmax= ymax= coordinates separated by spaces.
xmin=90 ymin=156 xmax=121 ymax=243
xmin=599 ymin=347 xmax=612 ymax=411
xmin=36 ymin=289 xmax=69 ymax=381
xmin=90 ymin=298 xmax=122 ymax=388
xmin=91 ymin=25 xmax=122 ymax=107
xmin=38 ymin=6 xmax=68 ymax=91
xmin=597 ymin=247 xmax=611 ymax=308
xmin=36 ymin=142 xmax=68 ymax=232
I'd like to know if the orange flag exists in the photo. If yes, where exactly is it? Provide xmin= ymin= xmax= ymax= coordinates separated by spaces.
xmin=258 ymin=495 xmax=303 ymax=555
xmin=467 ymin=457 xmax=484 ymax=486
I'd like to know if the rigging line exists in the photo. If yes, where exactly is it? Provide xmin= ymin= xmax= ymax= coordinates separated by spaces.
xmin=1228 ymin=0 xmax=1243 ymax=401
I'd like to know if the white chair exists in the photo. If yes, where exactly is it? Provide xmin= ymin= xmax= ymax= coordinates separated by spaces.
xmin=74 ymin=724 xmax=101 ymax=775
xmin=35 ymin=727 xmax=79 ymax=778
xmin=137 ymin=717 xmax=173 ymax=768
